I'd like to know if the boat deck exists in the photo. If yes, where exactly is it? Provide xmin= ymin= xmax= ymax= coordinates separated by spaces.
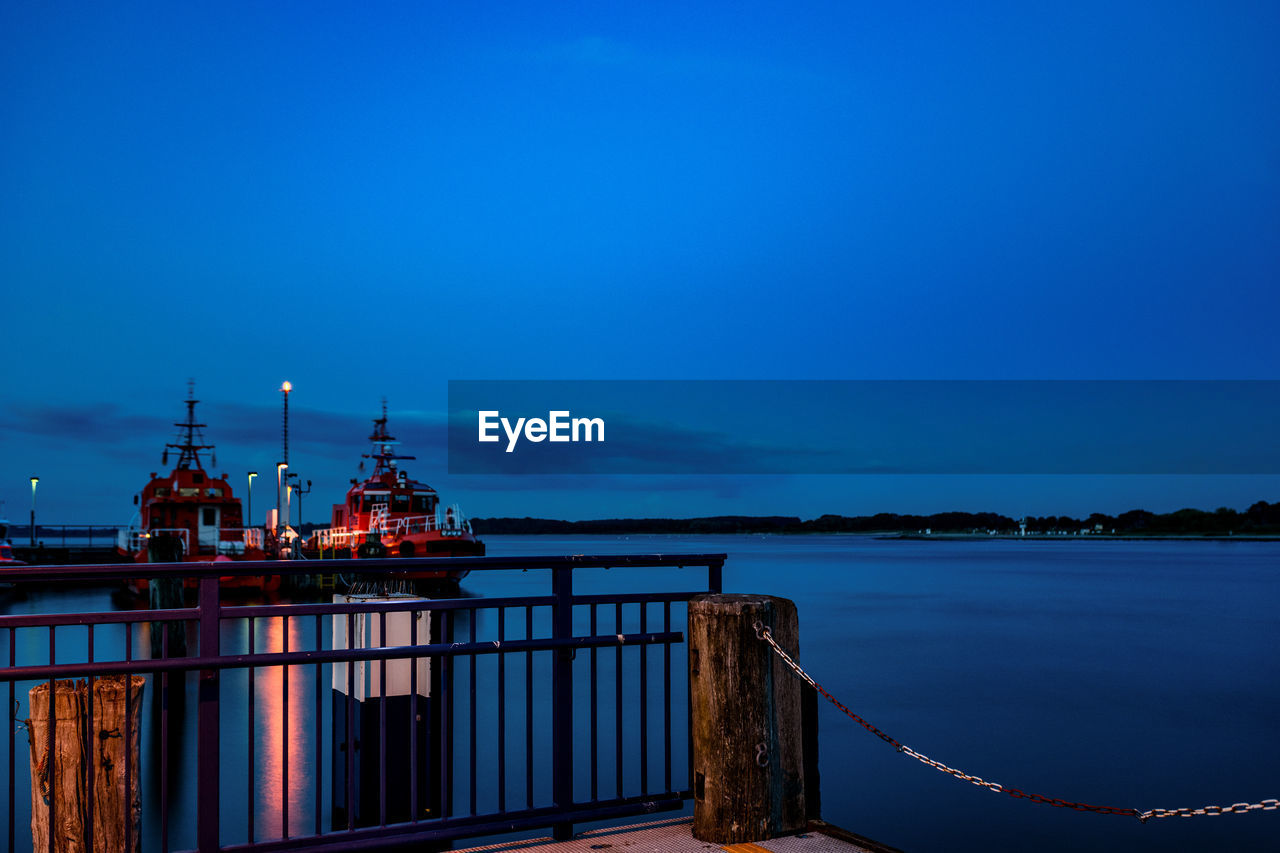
xmin=455 ymin=817 xmax=902 ymax=853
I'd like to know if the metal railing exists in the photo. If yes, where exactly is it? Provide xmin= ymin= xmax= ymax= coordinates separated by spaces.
xmin=8 ymin=525 xmax=123 ymax=548
xmin=312 ymin=505 xmax=474 ymax=549
xmin=115 ymin=527 xmax=266 ymax=556
xmin=0 ymin=553 xmax=724 ymax=852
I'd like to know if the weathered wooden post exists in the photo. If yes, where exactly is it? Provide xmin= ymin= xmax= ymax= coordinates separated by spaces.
xmin=27 ymin=680 xmax=86 ymax=853
xmin=26 ymin=676 xmax=146 ymax=853
xmin=89 ymin=675 xmax=145 ymax=853
xmin=689 ymin=594 xmax=810 ymax=844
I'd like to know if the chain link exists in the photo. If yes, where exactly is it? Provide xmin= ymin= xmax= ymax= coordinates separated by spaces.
xmin=751 ymin=621 xmax=1277 ymax=822
xmin=1138 ymin=800 xmax=1280 ymax=821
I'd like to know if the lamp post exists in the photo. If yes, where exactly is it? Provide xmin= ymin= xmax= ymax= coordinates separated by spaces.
xmin=29 ymin=476 xmax=38 ymax=547
xmin=247 ymin=471 xmax=258 ymax=529
xmin=276 ymin=462 xmax=288 ymax=532
xmin=281 ymin=380 xmax=292 ymax=466
xmin=287 ymin=473 xmax=312 ymax=530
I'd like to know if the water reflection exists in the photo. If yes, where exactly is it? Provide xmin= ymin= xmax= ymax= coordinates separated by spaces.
xmin=252 ymin=614 xmax=313 ymax=840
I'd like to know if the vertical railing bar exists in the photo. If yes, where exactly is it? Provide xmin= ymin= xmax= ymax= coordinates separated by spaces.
xmin=247 ymin=615 xmax=255 ymax=843
xmin=639 ymin=601 xmax=648 ymax=795
xmin=161 ymin=624 xmax=171 ymax=853
xmin=442 ymin=611 xmax=453 ymax=821
xmin=497 ymin=606 xmax=506 ymax=815
xmin=244 ymin=612 xmax=254 ymax=835
xmin=8 ymin=627 xmax=15 ymax=853
xmin=614 ymin=602 xmax=623 ymax=800
xmin=124 ymin=620 xmax=133 ymax=853
xmin=378 ymin=611 xmax=387 ymax=828
xmin=409 ymin=603 xmax=418 ymax=822
xmin=85 ymin=625 xmax=95 ymax=853
xmin=282 ymin=614 xmax=290 ymax=839
xmin=663 ymin=600 xmax=672 ymax=794
xmin=196 ymin=577 xmax=220 ymax=852
xmin=524 ymin=605 xmax=533 ymax=810
xmin=709 ymin=559 xmax=723 ymax=594
xmin=125 ymin=621 xmax=135 ymax=853
xmin=314 ymin=612 xmax=323 ymax=838
xmin=589 ymin=604 xmax=598 ymax=803
xmin=686 ymin=602 xmax=694 ymax=790
xmin=469 ymin=607 xmax=477 ymax=816
xmin=46 ymin=628 xmax=54 ymax=853
xmin=551 ymin=565 xmax=574 ymax=841
xmin=345 ymin=612 xmax=355 ymax=831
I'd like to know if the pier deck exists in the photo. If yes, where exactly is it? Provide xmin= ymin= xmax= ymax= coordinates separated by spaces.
xmin=456 ymin=817 xmax=901 ymax=853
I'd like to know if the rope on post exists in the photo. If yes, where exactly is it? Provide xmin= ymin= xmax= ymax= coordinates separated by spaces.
xmin=752 ymin=621 xmax=1279 ymax=823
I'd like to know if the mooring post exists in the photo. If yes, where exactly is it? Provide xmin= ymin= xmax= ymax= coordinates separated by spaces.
xmin=89 ymin=675 xmax=145 ymax=853
xmin=147 ymin=536 xmax=187 ymax=658
xmin=689 ymin=594 xmax=809 ymax=844
xmin=26 ymin=680 xmax=84 ymax=853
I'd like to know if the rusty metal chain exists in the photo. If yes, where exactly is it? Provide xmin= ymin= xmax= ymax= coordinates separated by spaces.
xmin=751 ymin=621 xmax=1277 ymax=822
xmin=1138 ymin=801 xmax=1280 ymax=821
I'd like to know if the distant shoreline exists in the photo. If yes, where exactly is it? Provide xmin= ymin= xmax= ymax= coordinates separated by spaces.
xmin=884 ymin=533 xmax=1280 ymax=541
xmin=471 ymin=503 xmax=1280 ymax=538
xmin=474 ymin=530 xmax=1280 ymax=541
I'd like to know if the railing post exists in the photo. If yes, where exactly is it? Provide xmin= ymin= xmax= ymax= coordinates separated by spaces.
xmin=196 ymin=577 xmax=221 ymax=852
xmin=708 ymin=558 xmax=723 ymax=594
xmin=551 ymin=567 xmax=574 ymax=841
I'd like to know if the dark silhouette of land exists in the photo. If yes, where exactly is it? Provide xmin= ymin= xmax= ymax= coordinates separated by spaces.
xmin=471 ymin=500 xmax=1280 ymax=537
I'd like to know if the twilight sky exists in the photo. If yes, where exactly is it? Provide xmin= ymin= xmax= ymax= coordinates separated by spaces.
xmin=2 ymin=1 xmax=1278 ymax=524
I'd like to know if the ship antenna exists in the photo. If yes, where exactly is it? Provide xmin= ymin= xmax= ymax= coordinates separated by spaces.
xmin=165 ymin=379 xmax=215 ymax=470
xmin=361 ymin=397 xmax=415 ymax=475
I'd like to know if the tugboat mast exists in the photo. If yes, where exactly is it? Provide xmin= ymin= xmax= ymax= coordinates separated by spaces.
xmin=165 ymin=380 xmax=215 ymax=471
xmin=363 ymin=399 xmax=416 ymax=477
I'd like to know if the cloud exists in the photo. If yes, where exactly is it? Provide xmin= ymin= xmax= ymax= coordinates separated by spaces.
xmin=199 ymin=401 xmax=449 ymax=463
xmin=0 ymin=403 xmax=168 ymax=445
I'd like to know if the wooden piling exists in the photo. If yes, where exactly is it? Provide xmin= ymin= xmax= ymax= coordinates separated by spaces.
xmin=689 ymin=594 xmax=808 ymax=845
xmin=25 ymin=676 xmax=145 ymax=853
xmin=89 ymin=676 xmax=145 ymax=853
xmin=27 ymin=680 xmax=86 ymax=853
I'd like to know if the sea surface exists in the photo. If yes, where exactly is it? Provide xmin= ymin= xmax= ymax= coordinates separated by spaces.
xmin=1 ymin=534 xmax=1277 ymax=852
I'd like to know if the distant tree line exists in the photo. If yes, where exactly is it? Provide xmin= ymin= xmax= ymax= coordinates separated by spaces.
xmin=470 ymin=500 xmax=1280 ymax=536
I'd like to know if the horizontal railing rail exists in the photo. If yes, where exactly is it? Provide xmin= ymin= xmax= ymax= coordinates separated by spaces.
xmin=8 ymin=524 xmax=125 ymax=548
xmin=1 ymin=553 xmax=725 ymax=853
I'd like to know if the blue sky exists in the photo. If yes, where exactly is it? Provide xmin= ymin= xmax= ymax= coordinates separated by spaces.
xmin=2 ymin=1 xmax=1278 ymax=523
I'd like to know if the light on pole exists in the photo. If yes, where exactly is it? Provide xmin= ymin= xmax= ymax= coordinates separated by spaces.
xmin=287 ymin=474 xmax=312 ymax=530
xmin=247 ymin=471 xmax=258 ymax=528
xmin=281 ymin=380 xmax=292 ymax=466
xmin=29 ymin=476 xmax=38 ymax=547
xmin=276 ymin=462 xmax=288 ymax=532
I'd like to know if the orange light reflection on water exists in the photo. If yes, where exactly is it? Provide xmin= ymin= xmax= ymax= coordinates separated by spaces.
xmin=253 ymin=614 xmax=313 ymax=839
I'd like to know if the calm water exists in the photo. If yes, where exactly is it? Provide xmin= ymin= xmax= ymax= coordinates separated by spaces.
xmin=1 ymin=534 xmax=1277 ymax=852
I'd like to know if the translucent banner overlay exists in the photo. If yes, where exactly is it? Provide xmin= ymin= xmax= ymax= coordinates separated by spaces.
xmin=447 ymin=380 xmax=1280 ymax=474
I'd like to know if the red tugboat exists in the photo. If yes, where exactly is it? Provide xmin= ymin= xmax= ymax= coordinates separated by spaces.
xmin=306 ymin=404 xmax=483 ymax=581
xmin=120 ymin=388 xmax=269 ymax=577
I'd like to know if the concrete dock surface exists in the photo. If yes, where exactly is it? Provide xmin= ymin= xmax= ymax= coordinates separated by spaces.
xmin=455 ymin=816 xmax=903 ymax=853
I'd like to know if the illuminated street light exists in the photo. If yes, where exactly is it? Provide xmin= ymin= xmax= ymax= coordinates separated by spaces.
xmin=276 ymin=462 xmax=288 ymax=532
xmin=281 ymin=380 xmax=292 ymax=466
xmin=29 ymin=476 xmax=38 ymax=547
xmin=247 ymin=471 xmax=258 ymax=529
